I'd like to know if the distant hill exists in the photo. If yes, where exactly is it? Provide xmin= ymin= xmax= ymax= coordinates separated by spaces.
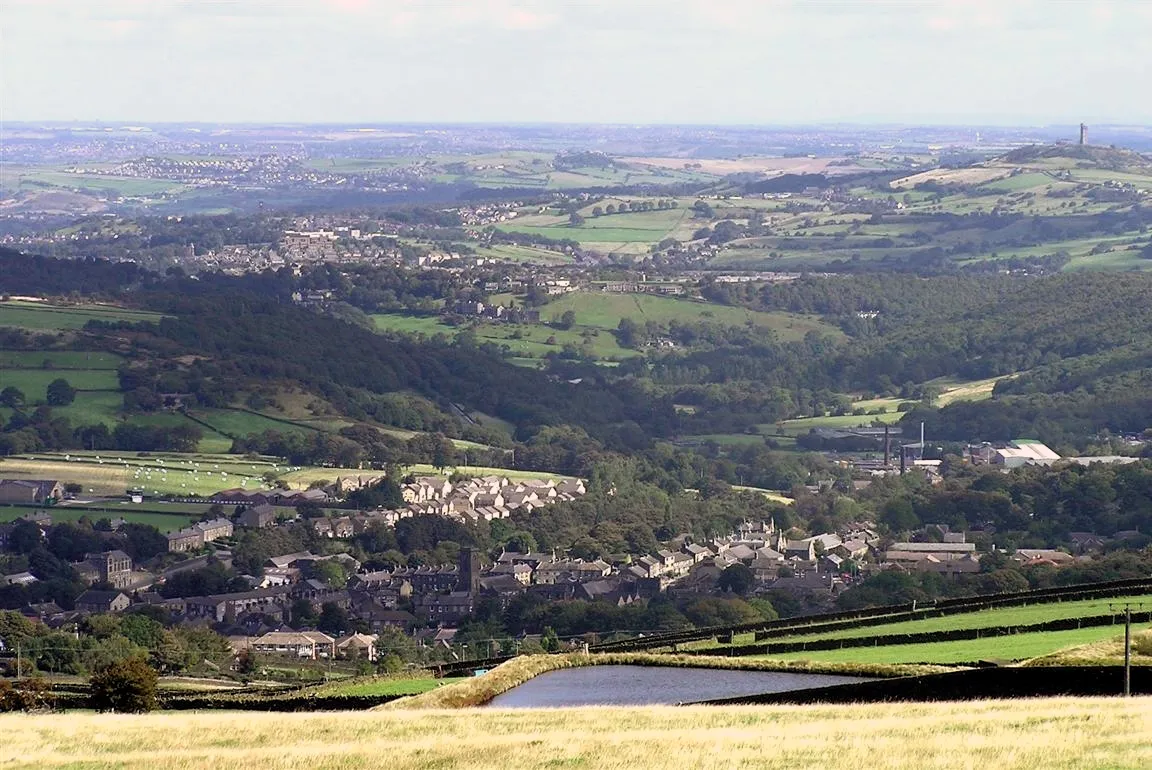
xmin=998 ymin=143 xmax=1152 ymax=171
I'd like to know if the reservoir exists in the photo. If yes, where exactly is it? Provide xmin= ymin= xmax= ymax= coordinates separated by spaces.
xmin=486 ymin=665 xmax=874 ymax=708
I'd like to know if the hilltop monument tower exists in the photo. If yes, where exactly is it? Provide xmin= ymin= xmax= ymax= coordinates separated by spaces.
xmin=1079 ymin=123 xmax=1088 ymax=145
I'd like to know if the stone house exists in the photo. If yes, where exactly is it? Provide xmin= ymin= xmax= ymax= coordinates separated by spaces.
xmin=75 ymin=590 xmax=131 ymax=614
xmin=84 ymin=550 xmax=133 ymax=589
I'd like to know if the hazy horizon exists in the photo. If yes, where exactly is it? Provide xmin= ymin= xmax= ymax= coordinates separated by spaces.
xmin=3 ymin=0 xmax=1151 ymax=125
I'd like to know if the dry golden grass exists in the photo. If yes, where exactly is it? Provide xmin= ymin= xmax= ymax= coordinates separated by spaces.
xmin=1024 ymin=629 xmax=1152 ymax=667
xmin=384 ymin=653 xmax=952 ymax=709
xmin=3 ymin=698 xmax=1151 ymax=769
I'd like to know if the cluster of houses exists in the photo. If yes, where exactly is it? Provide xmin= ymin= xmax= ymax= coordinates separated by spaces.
xmin=450 ymin=300 xmax=541 ymax=323
xmin=385 ymin=475 xmax=587 ymax=525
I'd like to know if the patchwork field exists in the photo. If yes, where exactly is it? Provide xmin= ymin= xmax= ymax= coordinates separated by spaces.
xmin=778 ymin=375 xmax=1014 ymax=434
xmin=3 ymin=698 xmax=1150 ymax=769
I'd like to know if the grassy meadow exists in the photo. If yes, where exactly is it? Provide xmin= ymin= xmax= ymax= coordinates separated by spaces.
xmin=689 ymin=594 xmax=1152 ymax=652
xmin=541 ymin=292 xmax=840 ymax=343
xmin=3 ymin=698 xmax=1150 ymax=769
xmin=0 ymin=301 xmax=164 ymax=330
xmin=0 ymin=504 xmax=200 ymax=532
xmin=0 ymin=451 xmax=281 ymax=496
xmin=756 ymin=623 xmax=1152 ymax=665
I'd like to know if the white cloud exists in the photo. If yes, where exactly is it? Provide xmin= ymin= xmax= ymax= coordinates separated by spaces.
xmin=1 ymin=0 xmax=1150 ymax=123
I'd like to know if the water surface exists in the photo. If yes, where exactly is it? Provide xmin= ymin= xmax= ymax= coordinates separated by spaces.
xmin=486 ymin=665 xmax=873 ymax=708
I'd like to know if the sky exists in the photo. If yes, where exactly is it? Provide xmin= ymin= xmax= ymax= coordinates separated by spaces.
xmin=2 ymin=0 xmax=1151 ymax=125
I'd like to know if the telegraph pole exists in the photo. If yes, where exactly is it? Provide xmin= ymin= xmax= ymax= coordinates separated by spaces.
xmin=1124 ymin=606 xmax=1131 ymax=697
xmin=1109 ymin=602 xmax=1149 ymax=697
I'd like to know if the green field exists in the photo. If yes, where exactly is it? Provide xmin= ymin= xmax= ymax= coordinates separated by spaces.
xmin=757 ymin=623 xmax=1152 ymax=665
xmin=190 ymin=409 xmax=321 ymax=439
xmin=0 ymin=452 xmax=282 ymax=497
xmin=0 ymin=350 xmax=123 ymax=369
xmin=372 ymin=313 xmax=637 ymax=361
xmin=0 ymin=368 xmax=120 ymax=397
xmin=0 ymin=504 xmax=199 ymax=533
xmin=309 ymin=676 xmax=465 ymax=697
xmin=0 ymin=301 xmax=164 ymax=330
xmin=779 ymin=411 xmax=904 ymax=435
xmin=540 ymin=292 xmax=841 ymax=343
xmin=373 ymin=293 xmax=839 ymax=362
xmin=699 ymin=595 xmax=1152 ymax=652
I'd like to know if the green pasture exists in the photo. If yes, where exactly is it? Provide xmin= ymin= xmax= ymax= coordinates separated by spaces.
xmin=0 ymin=451 xmax=282 ymax=497
xmin=309 ymin=676 xmax=465 ymax=697
xmin=371 ymin=314 xmax=456 ymax=336
xmin=372 ymin=313 xmax=636 ymax=361
xmin=980 ymin=172 xmax=1055 ymax=192
xmin=756 ymin=623 xmax=1152 ymax=665
xmin=540 ymin=292 xmax=841 ymax=343
xmin=0 ymin=505 xmax=199 ymax=533
xmin=191 ymin=409 xmax=320 ymax=439
xmin=44 ymin=391 xmax=123 ymax=426
xmin=373 ymin=292 xmax=841 ymax=360
xmin=0 ymin=301 xmax=164 ymax=330
xmin=779 ymin=411 xmax=904 ymax=435
xmin=700 ymin=595 xmax=1152 ymax=652
xmin=0 ymin=368 xmax=119 ymax=397
xmin=0 ymin=350 xmax=123 ymax=369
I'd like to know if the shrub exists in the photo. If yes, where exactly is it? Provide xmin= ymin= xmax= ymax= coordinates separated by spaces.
xmin=89 ymin=658 xmax=158 ymax=713
xmin=0 ymin=677 xmax=54 ymax=712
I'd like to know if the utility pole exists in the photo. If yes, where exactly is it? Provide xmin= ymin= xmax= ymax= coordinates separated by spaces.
xmin=1125 ymin=606 xmax=1131 ymax=698
xmin=1109 ymin=602 xmax=1148 ymax=697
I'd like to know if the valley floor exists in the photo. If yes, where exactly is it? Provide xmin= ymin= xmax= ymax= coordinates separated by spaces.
xmin=3 ymin=697 xmax=1151 ymax=769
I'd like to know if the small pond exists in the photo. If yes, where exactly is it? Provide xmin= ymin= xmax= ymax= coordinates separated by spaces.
xmin=486 ymin=665 xmax=874 ymax=708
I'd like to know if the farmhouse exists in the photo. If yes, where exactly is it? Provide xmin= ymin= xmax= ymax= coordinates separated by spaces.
xmin=251 ymin=630 xmax=336 ymax=659
xmin=75 ymin=590 xmax=131 ymax=614
xmin=0 ymin=479 xmax=63 ymax=505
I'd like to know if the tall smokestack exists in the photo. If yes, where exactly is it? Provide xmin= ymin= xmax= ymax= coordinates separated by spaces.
xmin=883 ymin=424 xmax=891 ymax=467
xmin=1080 ymin=123 xmax=1088 ymax=146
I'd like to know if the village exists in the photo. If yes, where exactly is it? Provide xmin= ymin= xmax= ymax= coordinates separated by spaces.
xmin=0 ymin=469 xmax=1110 ymax=664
